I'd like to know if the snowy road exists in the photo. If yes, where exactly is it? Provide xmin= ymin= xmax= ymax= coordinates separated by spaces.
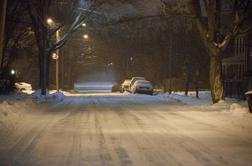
xmin=0 ymin=93 xmax=252 ymax=166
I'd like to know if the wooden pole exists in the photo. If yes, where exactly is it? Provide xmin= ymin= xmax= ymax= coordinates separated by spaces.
xmin=56 ymin=30 xmax=60 ymax=92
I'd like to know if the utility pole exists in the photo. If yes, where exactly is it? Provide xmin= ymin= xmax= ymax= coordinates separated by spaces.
xmin=47 ymin=18 xmax=60 ymax=92
xmin=168 ymin=33 xmax=172 ymax=94
xmin=0 ymin=0 xmax=7 ymax=69
xmin=61 ymin=49 xmax=64 ymax=90
xmin=56 ymin=30 xmax=60 ymax=92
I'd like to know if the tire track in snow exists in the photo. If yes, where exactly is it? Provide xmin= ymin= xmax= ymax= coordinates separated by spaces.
xmin=127 ymin=104 xmax=230 ymax=166
xmin=113 ymin=104 xmax=183 ymax=166
xmin=64 ymin=110 xmax=84 ymax=166
xmin=91 ymin=98 xmax=114 ymax=166
xmin=0 ymin=113 xmax=56 ymax=165
xmin=0 ymin=100 xmax=74 ymax=166
xmin=151 ymin=106 xmax=252 ymax=145
xmin=94 ymin=98 xmax=134 ymax=166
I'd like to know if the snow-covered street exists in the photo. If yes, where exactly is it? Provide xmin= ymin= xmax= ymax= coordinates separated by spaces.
xmin=1 ymin=92 xmax=252 ymax=166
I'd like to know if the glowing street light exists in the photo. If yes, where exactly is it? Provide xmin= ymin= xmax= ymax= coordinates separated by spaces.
xmin=82 ymin=23 xmax=87 ymax=27
xmin=47 ymin=18 xmax=53 ymax=25
xmin=10 ymin=69 xmax=16 ymax=75
xmin=83 ymin=34 xmax=89 ymax=39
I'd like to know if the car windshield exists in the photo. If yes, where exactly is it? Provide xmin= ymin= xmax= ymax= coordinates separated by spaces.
xmin=136 ymin=81 xmax=151 ymax=85
xmin=132 ymin=77 xmax=145 ymax=81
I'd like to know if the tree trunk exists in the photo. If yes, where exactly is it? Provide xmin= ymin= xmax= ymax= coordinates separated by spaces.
xmin=209 ymin=51 xmax=224 ymax=103
xmin=39 ymin=51 xmax=43 ymax=94
xmin=0 ymin=0 xmax=7 ymax=69
xmin=40 ymin=50 xmax=47 ymax=96
xmin=43 ymin=52 xmax=47 ymax=95
xmin=39 ymin=27 xmax=49 ymax=96
xmin=185 ymin=75 xmax=190 ymax=96
xmin=195 ymin=73 xmax=199 ymax=98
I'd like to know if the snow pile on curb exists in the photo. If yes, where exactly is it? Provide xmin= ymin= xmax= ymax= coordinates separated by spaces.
xmin=33 ymin=90 xmax=65 ymax=102
xmin=158 ymin=91 xmax=212 ymax=105
xmin=159 ymin=91 xmax=250 ymax=114
xmin=229 ymin=103 xmax=249 ymax=114
xmin=0 ymin=99 xmax=37 ymax=136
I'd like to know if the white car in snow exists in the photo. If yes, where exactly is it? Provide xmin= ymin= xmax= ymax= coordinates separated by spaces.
xmin=120 ymin=79 xmax=131 ymax=92
xmin=15 ymin=82 xmax=32 ymax=92
xmin=129 ymin=77 xmax=146 ymax=92
xmin=131 ymin=80 xmax=153 ymax=95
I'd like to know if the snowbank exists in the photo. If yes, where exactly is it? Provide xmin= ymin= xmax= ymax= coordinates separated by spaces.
xmin=158 ymin=91 xmax=212 ymax=105
xmin=0 ymin=98 xmax=38 ymax=137
xmin=158 ymin=91 xmax=250 ymax=114
xmin=229 ymin=103 xmax=249 ymax=114
xmin=0 ymin=90 xmax=65 ymax=137
xmin=33 ymin=90 xmax=65 ymax=102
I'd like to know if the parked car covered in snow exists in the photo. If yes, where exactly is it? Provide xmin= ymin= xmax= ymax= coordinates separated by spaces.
xmin=15 ymin=82 xmax=32 ymax=92
xmin=129 ymin=77 xmax=146 ymax=92
xmin=131 ymin=80 xmax=153 ymax=95
xmin=120 ymin=79 xmax=131 ymax=92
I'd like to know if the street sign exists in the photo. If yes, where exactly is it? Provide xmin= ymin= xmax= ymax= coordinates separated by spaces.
xmin=52 ymin=53 xmax=59 ymax=60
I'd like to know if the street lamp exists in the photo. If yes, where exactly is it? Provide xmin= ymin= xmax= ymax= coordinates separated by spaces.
xmin=83 ymin=34 xmax=89 ymax=39
xmin=47 ymin=18 xmax=53 ymax=25
xmin=10 ymin=69 xmax=16 ymax=76
xmin=82 ymin=23 xmax=86 ymax=27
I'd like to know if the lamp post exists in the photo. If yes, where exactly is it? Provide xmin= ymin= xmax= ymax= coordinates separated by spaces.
xmin=56 ymin=30 xmax=60 ymax=92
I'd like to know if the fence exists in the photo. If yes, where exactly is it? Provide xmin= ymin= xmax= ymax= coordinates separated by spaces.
xmin=223 ymin=80 xmax=245 ymax=99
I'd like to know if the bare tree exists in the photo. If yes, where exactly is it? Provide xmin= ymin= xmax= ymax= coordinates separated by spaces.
xmin=190 ymin=0 xmax=251 ymax=103
xmin=1 ymin=0 xmax=33 ymax=70
xmin=20 ymin=0 xmax=105 ymax=95
xmin=162 ymin=0 xmax=252 ymax=103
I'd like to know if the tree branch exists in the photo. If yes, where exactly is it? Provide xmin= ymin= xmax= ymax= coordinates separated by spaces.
xmin=189 ymin=0 xmax=210 ymax=49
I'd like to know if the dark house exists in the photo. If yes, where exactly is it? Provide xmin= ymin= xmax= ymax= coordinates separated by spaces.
xmin=221 ymin=1 xmax=252 ymax=99
xmin=222 ymin=32 xmax=252 ymax=99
